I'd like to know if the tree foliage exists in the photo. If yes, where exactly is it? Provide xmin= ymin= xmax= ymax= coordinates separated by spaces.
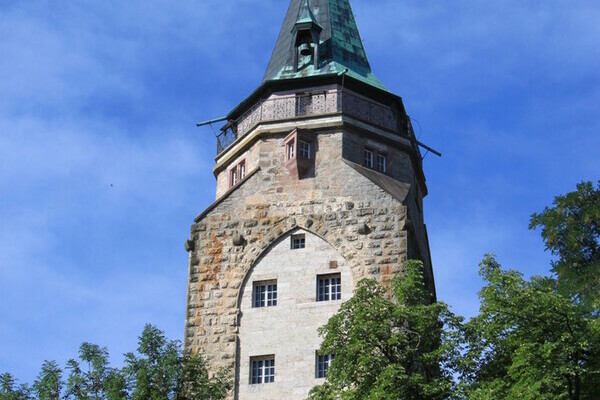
xmin=530 ymin=181 xmax=600 ymax=310
xmin=308 ymin=260 xmax=462 ymax=400
xmin=65 ymin=342 xmax=127 ymax=400
xmin=176 ymin=354 xmax=231 ymax=400
xmin=123 ymin=324 xmax=181 ymax=400
xmin=1 ymin=325 xmax=229 ymax=400
xmin=1 ymin=373 xmax=31 ymax=400
xmin=33 ymin=361 xmax=62 ymax=400
xmin=4 ymin=182 xmax=599 ymax=400
xmin=309 ymin=182 xmax=600 ymax=399
xmin=459 ymin=255 xmax=600 ymax=400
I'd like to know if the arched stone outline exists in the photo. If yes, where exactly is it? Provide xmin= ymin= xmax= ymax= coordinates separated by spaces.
xmin=232 ymin=217 xmax=357 ymax=399
xmin=233 ymin=216 xmax=362 ymax=314
xmin=185 ymin=201 xmax=409 ymax=395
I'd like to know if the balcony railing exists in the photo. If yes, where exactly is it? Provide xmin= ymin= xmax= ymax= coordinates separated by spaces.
xmin=216 ymin=90 xmax=400 ymax=155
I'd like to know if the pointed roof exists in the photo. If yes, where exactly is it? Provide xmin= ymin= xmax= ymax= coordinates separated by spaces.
xmin=263 ymin=0 xmax=387 ymax=91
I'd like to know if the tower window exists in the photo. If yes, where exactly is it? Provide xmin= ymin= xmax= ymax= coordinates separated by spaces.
xmin=287 ymin=141 xmax=295 ymax=160
xmin=230 ymin=168 xmax=238 ymax=186
xmin=250 ymin=356 xmax=275 ymax=384
xmin=239 ymin=160 xmax=246 ymax=179
xmin=316 ymin=352 xmax=335 ymax=378
xmin=291 ymin=234 xmax=306 ymax=249
xmin=317 ymin=273 xmax=341 ymax=302
xmin=299 ymin=140 xmax=311 ymax=159
xmin=253 ymin=281 xmax=277 ymax=308
xmin=364 ymin=148 xmax=374 ymax=169
xmin=283 ymin=129 xmax=316 ymax=179
xmin=364 ymin=147 xmax=388 ymax=174
xmin=229 ymin=159 xmax=247 ymax=188
xmin=376 ymin=153 xmax=386 ymax=173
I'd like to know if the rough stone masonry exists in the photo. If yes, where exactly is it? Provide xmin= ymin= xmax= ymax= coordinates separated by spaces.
xmin=184 ymin=126 xmax=432 ymax=399
xmin=184 ymin=0 xmax=435 ymax=398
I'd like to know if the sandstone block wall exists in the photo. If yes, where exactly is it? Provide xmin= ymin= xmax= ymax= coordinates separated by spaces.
xmin=185 ymin=130 xmax=430 ymax=399
xmin=237 ymin=229 xmax=353 ymax=399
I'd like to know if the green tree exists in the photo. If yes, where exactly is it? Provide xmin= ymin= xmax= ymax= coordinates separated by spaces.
xmin=2 ymin=325 xmax=229 ymax=400
xmin=530 ymin=181 xmax=600 ymax=311
xmin=65 ymin=359 xmax=85 ymax=399
xmin=0 ymin=373 xmax=31 ymax=400
xmin=65 ymin=342 xmax=126 ymax=400
xmin=103 ymin=370 xmax=127 ymax=400
xmin=33 ymin=361 xmax=63 ymax=400
xmin=459 ymin=255 xmax=600 ymax=400
xmin=176 ymin=354 xmax=231 ymax=400
xmin=123 ymin=324 xmax=181 ymax=400
xmin=308 ymin=260 xmax=462 ymax=400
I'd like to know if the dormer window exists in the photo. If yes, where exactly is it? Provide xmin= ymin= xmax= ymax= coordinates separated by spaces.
xmin=284 ymin=129 xmax=316 ymax=179
xmin=292 ymin=0 xmax=322 ymax=72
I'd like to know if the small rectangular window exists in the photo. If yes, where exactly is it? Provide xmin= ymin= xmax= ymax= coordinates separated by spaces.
xmin=251 ymin=356 xmax=275 ymax=384
xmin=291 ymin=234 xmax=306 ymax=249
xmin=239 ymin=160 xmax=246 ymax=180
xmin=376 ymin=153 xmax=386 ymax=173
xmin=287 ymin=141 xmax=295 ymax=160
xmin=230 ymin=168 xmax=238 ymax=186
xmin=316 ymin=353 xmax=335 ymax=378
xmin=253 ymin=281 xmax=277 ymax=308
xmin=317 ymin=273 xmax=341 ymax=302
xmin=364 ymin=148 xmax=374 ymax=169
xmin=299 ymin=140 xmax=311 ymax=159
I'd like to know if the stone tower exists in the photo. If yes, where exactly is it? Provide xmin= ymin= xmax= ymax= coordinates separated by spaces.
xmin=184 ymin=1 xmax=435 ymax=399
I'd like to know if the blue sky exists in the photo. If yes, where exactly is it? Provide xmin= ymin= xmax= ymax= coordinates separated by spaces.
xmin=1 ymin=0 xmax=598 ymax=384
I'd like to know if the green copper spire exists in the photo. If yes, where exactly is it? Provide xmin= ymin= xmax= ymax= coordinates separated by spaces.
xmin=263 ymin=0 xmax=387 ymax=91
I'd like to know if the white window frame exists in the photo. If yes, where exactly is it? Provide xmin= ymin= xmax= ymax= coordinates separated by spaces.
xmin=230 ymin=168 xmax=238 ymax=186
xmin=250 ymin=356 xmax=275 ymax=384
xmin=316 ymin=352 xmax=335 ymax=378
xmin=317 ymin=273 xmax=341 ymax=302
xmin=299 ymin=140 xmax=311 ymax=159
xmin=376 ymin=153 xmax=386 ymax=173
xmin=230 ymin=160 xmax=247 ymax=187
xmin=364 ymin=148 xmax=374 ymax=169
xmin=253 ymin=281 xmax=277 ymax=308
xmin=291 ymin=234 xmax=306 ymax=250
xmin=287 ymin=141 xmax=295 ymax=160
xmin=239 ymin=160 xmax=246 ymax=180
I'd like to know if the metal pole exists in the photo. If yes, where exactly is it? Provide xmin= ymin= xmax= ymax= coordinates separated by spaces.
xmin=196 ymin=116 xmax=228 ymax=127
xmin=416 ymin=140 xmax=442 ymax=157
